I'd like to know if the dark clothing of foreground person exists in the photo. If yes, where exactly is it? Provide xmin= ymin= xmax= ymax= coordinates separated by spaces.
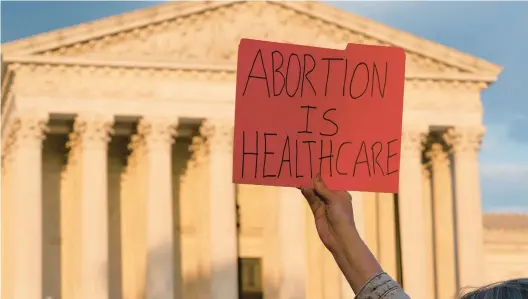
xmin=300 ymin=175 xmax=528 ymax=299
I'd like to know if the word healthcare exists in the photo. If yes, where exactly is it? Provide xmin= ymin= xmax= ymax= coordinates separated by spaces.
xmin=232 ymin=38 xmax=406 ymax=193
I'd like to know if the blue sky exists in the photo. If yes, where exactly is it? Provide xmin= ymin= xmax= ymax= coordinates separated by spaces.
xmin=2 ymin=1 xmax=527 ymax=212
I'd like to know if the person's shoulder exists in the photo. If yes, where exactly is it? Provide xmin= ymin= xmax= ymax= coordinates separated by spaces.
xmin=355 ymin=272 xmax=410 ymax=299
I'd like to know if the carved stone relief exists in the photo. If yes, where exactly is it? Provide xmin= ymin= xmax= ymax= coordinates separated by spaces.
xmin=41 ymin=2 xmax=463 ymax=74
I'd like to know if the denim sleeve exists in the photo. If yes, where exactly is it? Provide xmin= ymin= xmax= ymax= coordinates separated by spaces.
xmin=355 ymin=272 xmax=411 ymax=299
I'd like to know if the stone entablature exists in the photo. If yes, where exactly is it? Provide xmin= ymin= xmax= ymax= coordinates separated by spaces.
xmin=0 ymin=58 xmax=490 ymax=137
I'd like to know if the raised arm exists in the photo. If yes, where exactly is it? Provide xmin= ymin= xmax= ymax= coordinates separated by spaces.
xmin=300 ymin=174 xmax=410 ymax=299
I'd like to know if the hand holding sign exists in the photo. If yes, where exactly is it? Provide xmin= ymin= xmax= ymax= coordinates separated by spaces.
xmin=233 ymin=39 xmax=406 ymax=193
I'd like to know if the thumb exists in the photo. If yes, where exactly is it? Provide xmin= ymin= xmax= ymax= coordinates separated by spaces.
xmin=313 ymin=173 xmax=334 ymax=201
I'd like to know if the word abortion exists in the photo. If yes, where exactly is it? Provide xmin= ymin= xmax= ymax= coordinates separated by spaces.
xmin=242 ymin=49 xmax=389 ymax=100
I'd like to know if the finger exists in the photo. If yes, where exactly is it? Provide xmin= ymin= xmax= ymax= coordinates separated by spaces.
xmin=300 ymin=187 xmax=317 ymax=206
xmin=313 ymin=173 xmax=335 ymax=202
xmin=300 ymin=187 xmax=322 ymax=214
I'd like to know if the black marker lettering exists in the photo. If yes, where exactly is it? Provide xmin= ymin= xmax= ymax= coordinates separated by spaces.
xmin=303 ymin=140 xmax=316 ymax=178
xmin=271 ymin=50 xmax=285 ymax=96
xmin=263 ymin=133 xmax=277 ymax=178
xmin=371 ymin=141 xmax=385 ymax=176
xmin=349 ymin=62 xmax=369 ymax=100
xmin=336 ymin=141 xmax=352 ymax=175
xmin=322 ymin=58 xmax=344 ymax=96
xmin=372 ymin=61 xmax=388 ymax=99
xmin=319 ymin=140 xmax=333 ymax=177
xmin=301 ymin=54 xmax=317 ymax=97
xmin=353 ymin=141 xmax=371 ymax=177
xmin=277 ymin=135 xmax=292 ymax=178
xmin=298 ymin=105 xmax=317 ymax=134
xmin=241 ymin=131 xmax=259 ymax=178
xmin=295 ymin=139 xmax=304 ymax=178
xmin=387 ymin=138 xmax=399 ymax=175
xmin=320 ymin=108 xmax=339 ymax=137
xmin=243 ymin=49 xmax=270 ymax=97
xmin=285 ymin=53 xmax=302 ymax=97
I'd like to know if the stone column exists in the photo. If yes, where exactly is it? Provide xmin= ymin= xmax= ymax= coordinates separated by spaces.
xmin=120 ymin=142 xmax=134 ymax=299
xmin=377 ymin=192 xmax=399 ymax=281
xmin=363 ymin=192 xmax=380 ymax=257
xmin=427 ymin=143 xmax=457 ymax=299
xmin=263 ymin=186 xmax=280 ymax=299
xmin=177 ymin=151 xmax=194 ymax=298
xmin=61 ymin=129 xmax=82 ymax=299
xmin=2 ymin=124 xmax=15 ymax=299
xmin=120 ymin=134 xmax=147 ymax=299
xmin=398 ymin=127 xmax=429 ymax=299
xmin=278 ymin=187 xmax=307 ymax=299
xmin=179 ymin=136 xmax=210 ymax=299
xmin=421 ymin=164 xmax=436 ymax=299
xmin=200 ymin=119 xmax=238 ymax=299
xmin=4 ymin=112 xmax=48 ymax=299
xmin=138 ymin=117 xmax=179 ymax=299
xmin=72 ymin=114 xmax=114 ymax=299
xmin=341 ymin=191 xmax=365 ymax=298
xmin=305 ymin=192 xmax=323 ymax=299
xmin=445 ymin=127 xmax=486 ymax=290
xmin=189 ymin=136 xmax=213 ymax=299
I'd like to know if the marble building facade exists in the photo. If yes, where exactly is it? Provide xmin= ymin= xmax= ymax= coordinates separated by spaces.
xmin=2 ymin=2 xmax=525 ymax=299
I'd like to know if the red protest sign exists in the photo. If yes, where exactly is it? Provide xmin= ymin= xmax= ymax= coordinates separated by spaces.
xmin=232 ymin=38 xmax=406 ymax=193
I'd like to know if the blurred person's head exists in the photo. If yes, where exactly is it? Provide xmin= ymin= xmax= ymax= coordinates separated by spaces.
xmin=461 ymin=278 xmax=528 ymax=299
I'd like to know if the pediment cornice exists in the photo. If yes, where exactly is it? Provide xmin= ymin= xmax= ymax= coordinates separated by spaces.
xmin=2 ymin=55 xmax=498 ymax=84
xmin=2 ymin=1 xmax=502 ymax=79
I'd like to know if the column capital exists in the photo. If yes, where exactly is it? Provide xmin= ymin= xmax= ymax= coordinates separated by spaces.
xmin=125 ymin=134 xmax=144 ymax=169
xmin=444 ymin=126 xmax=485 ymax=154
xmin=189 ymin=135 xmax=209 ymax=167
xmin=2 ymin=121 xmax=17 ymax=164
xmin=65 ymin=132 xmax=82 ymax=167
xmin=127 ymin=134 xmax=143 ymax=152
xmin=200 ymin=118 xmax=233 ymax=150
xmin=138 ymin=117 xmax=179 ymax=150
xmin=425 ymin=143 xmax=449 ymax=168
xmin=401 ymin=126 xmax=428 ymax=153
xmin=73 ymin=113 xmax=114 ymax=148
xmin=8 ymin=111 xmax=49 ymax=149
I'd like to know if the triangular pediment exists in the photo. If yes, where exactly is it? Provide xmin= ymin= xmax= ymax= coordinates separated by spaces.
xmin=2 ymin=1 xmax=502 ymax=77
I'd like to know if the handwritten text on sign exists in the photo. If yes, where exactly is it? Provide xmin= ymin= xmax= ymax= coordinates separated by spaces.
xmin=233 ymin=39 xmax=406 ymax=193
